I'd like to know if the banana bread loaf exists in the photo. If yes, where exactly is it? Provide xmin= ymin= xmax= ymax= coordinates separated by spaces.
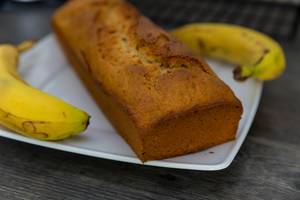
xmin=52 ymin=0 xmax=243 ymax=161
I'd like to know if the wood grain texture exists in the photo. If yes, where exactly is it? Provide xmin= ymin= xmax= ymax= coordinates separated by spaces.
xmin=0 ymin=4 xmax=299 ymax=200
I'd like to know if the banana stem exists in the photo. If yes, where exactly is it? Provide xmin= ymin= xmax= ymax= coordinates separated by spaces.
xmin=17 ymin=40 xmax=36 ymax=53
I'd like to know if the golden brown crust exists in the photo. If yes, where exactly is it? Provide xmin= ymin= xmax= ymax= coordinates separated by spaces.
xmin=52 ymin=0 xmax=243 ymax=161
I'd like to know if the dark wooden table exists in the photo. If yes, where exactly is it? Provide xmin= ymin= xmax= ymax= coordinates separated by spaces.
xmin=0 ymin=2 xmax=299 ymax=200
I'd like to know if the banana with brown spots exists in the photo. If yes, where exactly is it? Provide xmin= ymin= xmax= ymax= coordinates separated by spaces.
xmin=171 ymin=23 xmax=285 ymax=81
xmin=0 ymin=41 xmax=90 ymax=140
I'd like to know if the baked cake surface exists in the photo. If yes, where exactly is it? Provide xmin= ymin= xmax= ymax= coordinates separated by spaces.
xmin=52 ymin=0 xmax=243 ymax=161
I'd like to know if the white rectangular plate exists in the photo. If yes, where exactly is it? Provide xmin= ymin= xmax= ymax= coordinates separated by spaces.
xmin=0 ymin=35 xmax=262 ymax=170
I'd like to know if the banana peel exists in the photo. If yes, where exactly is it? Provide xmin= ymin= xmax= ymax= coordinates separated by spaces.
xmin=171 ymin=23 xmax=286 ymax=81
xmin=0 ymin=41 xmax=90 ymax=140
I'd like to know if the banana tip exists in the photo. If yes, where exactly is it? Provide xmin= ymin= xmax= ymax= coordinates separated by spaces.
xmin=233 ymin=67 xmax=249 ymax=82
xmin=85 ymin=115 xmax=91 ymax=129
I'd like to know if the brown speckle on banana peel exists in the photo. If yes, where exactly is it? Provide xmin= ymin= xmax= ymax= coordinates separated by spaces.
xmin=197 ymin=39 xmax=206 ymax=51
xmin=62 ymin=111 xmax=67 ymax=118
xmin=22 ymin=121 xmax=49 ymax=139
xmin=254 ymin=48 xmax=270 ymax=65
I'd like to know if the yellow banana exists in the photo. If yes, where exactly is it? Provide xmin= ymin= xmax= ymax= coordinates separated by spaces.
xmin=0 ymin=42 xmax=90 ymax=140
xmin=171 ymin=23 xmax=286 ymax=81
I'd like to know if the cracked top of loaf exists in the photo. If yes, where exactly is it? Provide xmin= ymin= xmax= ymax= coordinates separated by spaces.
xmin=53 ymin=0 xmax=242 ymax=129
